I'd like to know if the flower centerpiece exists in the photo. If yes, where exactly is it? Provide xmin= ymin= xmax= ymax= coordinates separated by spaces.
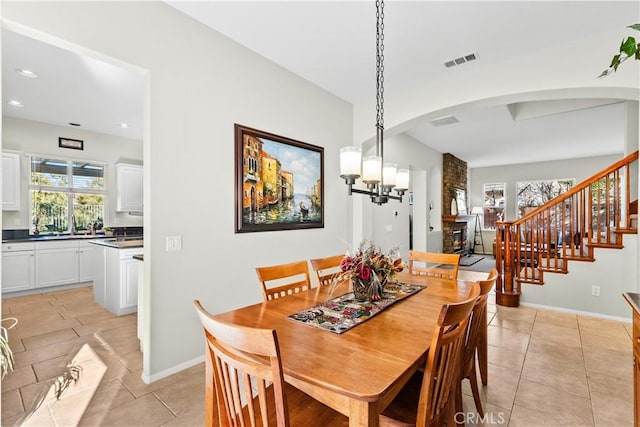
xmin=339 ymin=240 xmax=404 ymax=301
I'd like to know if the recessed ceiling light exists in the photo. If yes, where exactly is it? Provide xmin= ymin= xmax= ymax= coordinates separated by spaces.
xmin=68 ymin=123 xmax=81 ymax=127
xmin=15 ymin=68 xmax=38 ymax=78
xmin=119 ymin=123 xmax=129 ymax=129
xmin=7 ymin=100 xmax=24 ymax=108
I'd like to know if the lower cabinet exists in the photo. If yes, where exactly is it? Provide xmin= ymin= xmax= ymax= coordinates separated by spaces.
xmin=104 ymin=247 xmax=143 ymax=316
xmin=2 ymin=243 xmax=35 ymax=292
xmin=78 ymin=242 xmax=95 ymax=283
xmin=2 ymin=240 xmax=99 ymax=295
xmin=35 ymin=241 xmax=79 ymax=288
xmin=634 ymin=309 xmax=640 ymax=427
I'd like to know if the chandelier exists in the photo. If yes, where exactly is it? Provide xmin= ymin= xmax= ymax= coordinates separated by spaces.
xmin=339 ymin=0 xmax=409 ymax=205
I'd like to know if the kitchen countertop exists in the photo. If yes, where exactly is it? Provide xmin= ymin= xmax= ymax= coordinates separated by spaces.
xmin=90 ymin=239 xmax=144 ymax=249
xmin=3 ymin=234 xmax=143 ymax=244
xmin=623 ymin=292 xmax=640 ymax=315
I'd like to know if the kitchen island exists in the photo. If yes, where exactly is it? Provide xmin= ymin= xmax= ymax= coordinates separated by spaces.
xmin=91 ymin=239 xmax=143 ymax=316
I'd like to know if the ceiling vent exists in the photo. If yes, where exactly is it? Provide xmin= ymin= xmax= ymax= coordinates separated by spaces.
xmin=444 ymin=52 xmax=479 ymax=68
xmin=430 ymin=115 xmax=459 ymax=127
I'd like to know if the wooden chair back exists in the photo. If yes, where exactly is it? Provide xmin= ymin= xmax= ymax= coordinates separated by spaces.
xmin=255 ymin=260 xmax=311 ymax=301
xmin=408 ymin=251 xmax=460 ymax=280
xmin=309 ymin=254 xmax=345 ymax=286
xmin=193 ymin=300 xmax=289 ymax=427
xmin=456 ymin=268 xmax=498 ymax=419
xmin=382 ymin=284 xmax=480 ymax=426
xmin=417 ymin=283 xmax=479 ymax=426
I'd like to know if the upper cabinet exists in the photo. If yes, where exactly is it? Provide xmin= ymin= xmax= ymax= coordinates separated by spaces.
xmin=2 ymin=152 xmax=21 ymax=211
xmin=116 ymin=163 xmax=143 ymax=212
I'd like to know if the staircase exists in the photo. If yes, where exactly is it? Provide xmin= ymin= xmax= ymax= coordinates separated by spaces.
xmin=494 ymin=151 xmax=639 ymax=307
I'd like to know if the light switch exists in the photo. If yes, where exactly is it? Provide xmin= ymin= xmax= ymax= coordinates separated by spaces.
xmin=166 ymin=236 xmax=183 ymax=252
xmin=386 ymin=224 xmax=392 ymax=232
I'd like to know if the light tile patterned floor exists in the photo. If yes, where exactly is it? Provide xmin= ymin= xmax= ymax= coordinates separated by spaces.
xmin=1 ymin=286 xmax=634 ymax=426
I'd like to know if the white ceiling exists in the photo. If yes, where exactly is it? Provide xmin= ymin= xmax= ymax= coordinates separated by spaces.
xmin=2 ymin=1 xmax=638 ymax=167
xmin=2 ymin=29 xmax=144 ymax=141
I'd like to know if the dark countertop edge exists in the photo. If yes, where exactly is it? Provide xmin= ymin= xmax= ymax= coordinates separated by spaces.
xmin=133 ymin=255 xmax=144 ymax=261
xmin=2 ymin=235 xmax=142 ymax=244
xmin=89 ymin=239 xmax=143 ymax=249
xmin=623 ymin=292 xmax=640 ymax=315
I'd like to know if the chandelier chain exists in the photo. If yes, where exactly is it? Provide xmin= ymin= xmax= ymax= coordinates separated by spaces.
xmin=376 ymin=0 xmax=384 ymax=130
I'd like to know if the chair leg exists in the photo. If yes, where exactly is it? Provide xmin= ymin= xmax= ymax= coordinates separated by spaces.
xmin=455 ymin=379 xmax=464 ymax=427
xmin=469 ymin=365 xmax=484 ymax=417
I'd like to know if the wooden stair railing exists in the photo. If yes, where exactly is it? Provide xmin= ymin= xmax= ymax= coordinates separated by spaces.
xmin=495 ymin=150 xmax=638 ymax=307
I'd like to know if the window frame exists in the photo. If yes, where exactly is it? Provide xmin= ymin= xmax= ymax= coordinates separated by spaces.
xmin=482 ymin=182 xmax=506 ymax=230
xmin=515 ymin=178 xmax=575 ymax=218
xmin=29 ymin=154 xmax=108 ymax=235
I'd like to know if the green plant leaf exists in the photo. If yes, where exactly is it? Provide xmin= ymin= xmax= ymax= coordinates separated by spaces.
xmin=629 ymin=24 xmax=640 ymax=31
xmin=610 ymin=54 xmax=621 ymax=67
xmin=621 ymin=37 xmax=637 ymax=56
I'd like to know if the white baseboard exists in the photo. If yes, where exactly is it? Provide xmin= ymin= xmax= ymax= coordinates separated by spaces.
xmin=141 ymin=355 xmax=205 ymax=384
xmin=519 ymin=301 xmax=632 ymax=323
xmin=3 ymin=282 xmax=92 ymax=298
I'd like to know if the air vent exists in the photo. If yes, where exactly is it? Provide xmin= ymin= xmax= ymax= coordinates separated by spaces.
xmin=443 ymin=52 xmax=479 ymax=69
xmin=430 ymin=115 xmax=459 ymax=127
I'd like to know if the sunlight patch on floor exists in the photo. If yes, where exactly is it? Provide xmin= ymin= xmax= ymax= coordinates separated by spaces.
xmin=19 ymin=344 xmax=106 ymax=426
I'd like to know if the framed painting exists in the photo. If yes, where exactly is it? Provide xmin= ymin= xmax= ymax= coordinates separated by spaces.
xmin=234 ymin=124 xmax=324 ymax=233
xmin=59 ymin=137 xmax=84 ymax=150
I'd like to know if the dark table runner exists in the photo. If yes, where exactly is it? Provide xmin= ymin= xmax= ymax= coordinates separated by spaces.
xmin=288 ymin=281 xmax=425 ymax=334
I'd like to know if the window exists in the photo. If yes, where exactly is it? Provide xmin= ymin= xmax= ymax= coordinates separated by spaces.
xmin=483 ymin=183 xmax=505 ymax=229
xmin=30 ymin=156 xmax=106 ymax=234
xmin=516 ymin=178 xmax=574 ymax=217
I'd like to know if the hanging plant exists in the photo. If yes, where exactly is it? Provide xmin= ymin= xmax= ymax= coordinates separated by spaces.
xmin=1 ymin=318 xmax=17 ymax=379
xmin=599 ymin=24 xmax=640 ymax=77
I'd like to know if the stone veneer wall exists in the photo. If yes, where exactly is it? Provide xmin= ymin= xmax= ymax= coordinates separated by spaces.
xmin=443 ymin=153 xmax=468 ymax=253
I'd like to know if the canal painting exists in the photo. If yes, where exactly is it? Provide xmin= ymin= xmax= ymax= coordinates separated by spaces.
xmin=235 ymin=124 xmax=324 ymax=233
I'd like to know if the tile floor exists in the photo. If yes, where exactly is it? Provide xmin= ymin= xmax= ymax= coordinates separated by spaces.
xmin=1 ymin=286 xmax=634 ymax=426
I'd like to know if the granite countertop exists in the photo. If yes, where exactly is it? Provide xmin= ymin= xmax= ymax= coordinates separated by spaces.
xmin=623 ymin=292 xmax=640 ymax=315
xmin=89 ymin=239 xmax=144 ymax=249
xmin=2 ymin=234 xmax=113 ymax=243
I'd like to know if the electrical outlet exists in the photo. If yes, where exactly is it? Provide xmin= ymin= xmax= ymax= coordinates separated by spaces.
xmin=591 ymin=286 xmax=600 ymax=297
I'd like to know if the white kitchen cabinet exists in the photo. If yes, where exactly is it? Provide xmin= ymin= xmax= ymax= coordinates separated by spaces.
xmin=78 ymin=241 xmax=96 ymax=282
xmin=35 ymin=241 xmax=79 ymax=288
xmin=104 ymin=246 xmax=142 ymax=316
xmin=116 ymin=163 xmax=143 ymax=212
xmin=120 ymin=256 xmax=139 ymax=309
xmin=2 ymin=152 xmax=21 ymax=211
xmin=2 ymin=243 xmax=35 ymax=292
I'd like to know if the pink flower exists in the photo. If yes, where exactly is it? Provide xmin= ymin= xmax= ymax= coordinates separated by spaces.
xmin=357 ymin=265 xmax=371 ymax=280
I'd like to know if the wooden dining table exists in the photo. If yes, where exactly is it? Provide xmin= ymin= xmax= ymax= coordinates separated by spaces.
xmin=210 ymin=269 xmax=488 ymax=427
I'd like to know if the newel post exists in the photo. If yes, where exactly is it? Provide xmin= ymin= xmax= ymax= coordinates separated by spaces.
xmin=495 ymin=221 xmax=520 ymax=307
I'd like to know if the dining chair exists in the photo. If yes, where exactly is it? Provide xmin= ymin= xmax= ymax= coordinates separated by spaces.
xmin=309 ymin=254 xmax=345 ymax=287
xmin=455 ymin=268 xmax=499 ymax=423
xmin=380 ymin=283 xmax=480 ymax=427
xmin=408 ymin=251 xmax=461 ymax=280
xmin=193 ymin=300 xmax=348 ymax=427
xmin=255 ymin=260 xmax=312 ymax=301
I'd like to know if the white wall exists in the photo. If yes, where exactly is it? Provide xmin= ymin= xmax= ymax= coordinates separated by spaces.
xmin=521 ymin=237 xmax=638 ymax=319
xmin=2 ymin=1 xmax=352 ymax=381
xmin=2 ymin=117 xmax=143 ymax=230
xmin=365 ymin=133 xmax=442 ymax=258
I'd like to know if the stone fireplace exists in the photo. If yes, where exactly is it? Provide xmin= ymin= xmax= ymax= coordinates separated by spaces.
xmin=445 ymin=223 xmax=467 ymax=254
xmin=442 ymin=153 xmax=468 ymax=253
